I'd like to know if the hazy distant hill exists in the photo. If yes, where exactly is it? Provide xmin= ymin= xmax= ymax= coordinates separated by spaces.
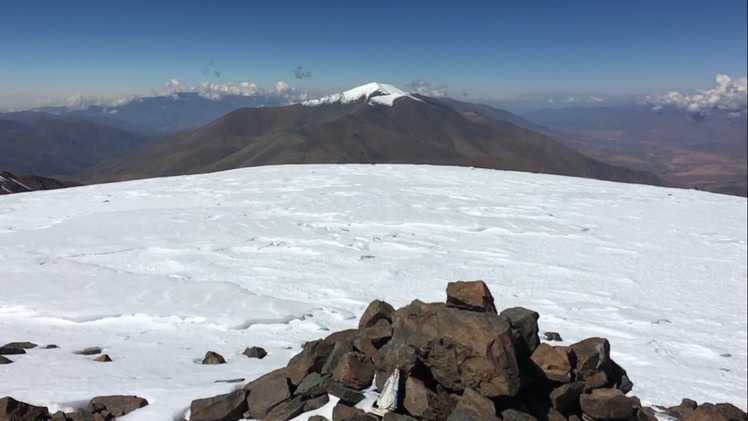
xmin=0 ymin=111 xmax=154 ymax=177
xmin=89 ymin=83 xmax=662 ymax=187
xmin=521 ymin=105 xmax=747 ymax=195
xmin=33 ymin=92 xmax=293 ymax=135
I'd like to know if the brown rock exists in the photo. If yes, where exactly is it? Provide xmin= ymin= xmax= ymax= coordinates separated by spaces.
xmin=545 ymin=332 xmax=563 ymax=341
xmin=373 ymin=338 xmax=418 ymax=390
xmin=0 ymin=346 xmax=26 ymax=355
xmin=295 ymin=372 xmax=329 ymax=397
xmin=666 ymin=398 xmax=698 ymax=419
xmin=322 ymin=339 xmax=356 ymax=376
xmin=569 ymin=338 xmax=611 ymax=380
xmin=685 ymin=402 xmax=747 ymax=421
xmin=189 ymin=389 xmax=248 ymax=421
xmin=0 ymin=396 xmax=49 ymax=421
xmin=286 ymin=339 xmax=335 ymax=385
xmin=392 ymin=300 xmax=520 ymax=397
xmin=75 ymin=347 xmax=102 ymax=355
xmin=445 ymin=280 xmax=497 ymax=313
xmin=447 ymin=387 xmax=499 ymax=421
xmin=359 ymin=300 xmax=396 ymax=329
xmin=2 ymin=342 xmax=37 ymax=350
xmin=265 ymin=396 xmax=305 ymax=421
xmin=331 ymin=351 xmax=375 ymax=390
xmin=331 ymin=403 xmax=377 ymax=421
xmin=546 ymin=407 xmax=569 ymax=421
xmin=633 ymin=406 xmax=658 ymax=421
xmin=579 ymin=388 xmax=633 ymax=420
xmin=302 ymin=394 xmax=330 ymax=412
xmin=550 ymin=381 xmax=585 ymax=413
xmin=360 ymin=319 xmax=393 ymax=348
xmin=308 ymin=416 xmax=330 ymax=421
xmin=201 ymin=351 xmax=225 ymax=365
xmin=530 ymin=343 xmax=573 ymax=383
xmin=93 ymin=354 xmax=112 ymax=362
xmin=324 ymin=381 xmax=366 ymax=405
xmin=403 ymin=376 xmax=454 ymax=421
xmin=242 ymin=346 xmax=267 ymax=359
xmin=583 ymin=370 xmax=608 ymax=392
xmin=44 ymin=345 xmax=59 ymax=349
xmin=88 ymin=396 xmax=148 ymax=417
xmin=609 ymin=359 xmax=633 ymax=393
xmin=0 ymin=356 xmax=12 ymax=364
xmin=244 ymin=368 xmax=292 ymax=419
xmin=500 ymin=307 xmax=540 ymax=359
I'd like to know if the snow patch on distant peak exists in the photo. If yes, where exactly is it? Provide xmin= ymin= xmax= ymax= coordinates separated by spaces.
xmin=303 ymin=82 xmax=421 ymax=107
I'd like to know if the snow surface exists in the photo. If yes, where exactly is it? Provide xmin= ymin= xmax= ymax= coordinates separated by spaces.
xmin=0 ymin=164 xmax=746 ymax=420
xmin=302 ymin=82 xmax=420 ymax=106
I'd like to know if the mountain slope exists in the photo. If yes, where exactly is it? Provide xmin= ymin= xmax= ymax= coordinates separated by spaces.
xmin=0 ymin=112 xmax=155 ymax=177
xmin=89 ymin=83 xmax=662 ymax=186
xmin=0 ymin=164 xmax=745 ymax=419
xmin=0 ymin=170 xmax=78 ymax=194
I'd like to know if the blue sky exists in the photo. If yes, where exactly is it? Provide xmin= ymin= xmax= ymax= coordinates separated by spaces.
xmin=1 ymin=0 xmax=746 ymax=109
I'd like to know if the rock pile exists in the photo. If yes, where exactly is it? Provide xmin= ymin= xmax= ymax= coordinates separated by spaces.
xmin=0 ymin=395 xmax=148 ymax=421
xmin=187 ymin=280 xmax=746 ymax=421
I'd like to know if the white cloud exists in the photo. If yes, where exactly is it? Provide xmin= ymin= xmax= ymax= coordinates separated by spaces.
xmin=644 ymin=74 xmax=747 ymax=115
xmin=406 ymin=80 xmax=448 ymax=97
xmin=565 ymin=96 xmax=577 ymax=103
xmin=587 ymin=96 xmax=604 ymax=103
xmin=157 ymin=79 xmax=306 ymax=103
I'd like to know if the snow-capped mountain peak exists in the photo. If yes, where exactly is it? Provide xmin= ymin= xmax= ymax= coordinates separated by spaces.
xmin=302 ymin=82 xmax=421 ymax=106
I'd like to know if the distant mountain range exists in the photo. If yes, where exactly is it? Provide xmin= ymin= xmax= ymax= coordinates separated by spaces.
xmin=3 ymin=83 xmax=745 ymax=196
xmin=87 ymin=83 xmax=661 ymax=187
xmin=521 ymin=106 xmax=747 ymax=196
xmin=0 ymin=112 xmax=153 ymax=177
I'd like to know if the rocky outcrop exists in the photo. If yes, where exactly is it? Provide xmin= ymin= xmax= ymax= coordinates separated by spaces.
xmin=0 ymin=395 xmax=148 ymax=421
xmin=183 ymin=279 xmax=745 ymax=421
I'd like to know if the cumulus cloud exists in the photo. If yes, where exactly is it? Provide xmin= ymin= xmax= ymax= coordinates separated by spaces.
xmin=407 ymin=80 xmax=448 ymax=97
xmin=563 ymin=95 xmax=604 ymax=104
xmin=60 ymin=93 xmax=139 ymax=110
xmin=294 ymin=65 xmax=312 ymax=80
xmin=644 ymin=74 xmax=747 ymax=115
xmin=156 ymin=79 xmax=307 ymax=103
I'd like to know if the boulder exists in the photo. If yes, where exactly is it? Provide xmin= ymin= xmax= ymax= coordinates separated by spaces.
xmin=445 ymin=281 xmax=497 ymax=313
xmin=0 ymin=356 xmax=11 ymax=365
xmin=75 ymin=347 xmax=102 ymax=356
xmin=243 ymin=346 xmax=267 ymax=359
xmin=447 ymin=387 xmax=499 ymax=421
xmin=579 ymin=388 xmax=633 ymax=420
xmin=331 ymin=351 xmax=375 ymax=390
xmin=684 ymin=403 xmax=747 ymax=421
xmin=530 ymin=343 xmax=573 ymax=383
xmin=499 ymin=307 xmax=540 ymax=360
xmin=544 ymin=332 xmax=563 ymax=341
xmin=93 ymin=354 xmax=112 ymax=362
xmin=0 ymin=346 xmax=25 ymax=356
xmin=286 ymin=339 xmax=336 ymax=385
xmin=359 ymin=300 xmax=396 ymax=329
xmin=374 ymin=338 xmax=419 ymax=390
xmin=549 ymin=381 xmax=585 ymax=413
xmin=392 ymin=300 xmax=520 ymax=397
xmin=189 ymin=389 xmax=248 ymax=421
xmin=569 ymin=338 xmax=610 ymax=380
xmin=360 ymin=319 xmax=393 ymax=349
xmin=0 ymin=397 xmax=49 ymax=421
xmin=2 ymin=342 xmax=37 ymax=350
xmin=324 ymin=381 xmax=366 ymax=405
xmin=403 ymin=376 xmax=454 ymax=421
xmin=265 ymin=396 xmax=305 ymax=421
xmin=302 ymin=394 xmax=330 ymax=412
xmin=383 ymin=413 xmax=417 ymax=421
xmin=295 ymin=372 xmax=329 ymax=397
xmin=88 ymin=395 xmax=148 ymax=417
xmin=331 ymin=403 xmax=377 ymax=421
xmin=244 ymin=368 xmax=292 ymax=419
xmin=666 ymin=398 xmax=699 ymax=419
xmin=201 ymin=351 xmax=225 ymax=365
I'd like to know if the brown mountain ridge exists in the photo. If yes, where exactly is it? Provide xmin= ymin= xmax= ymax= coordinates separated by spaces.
xmin=88 ymin=83 xmax=663 ymax=186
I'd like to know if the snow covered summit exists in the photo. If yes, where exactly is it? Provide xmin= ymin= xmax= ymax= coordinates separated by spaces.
xmin=302 ymin=82 xmax=421 ymax=106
